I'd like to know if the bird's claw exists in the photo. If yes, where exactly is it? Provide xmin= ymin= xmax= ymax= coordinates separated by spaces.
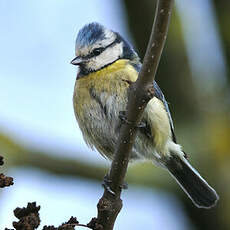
xmin=102 ymin=174 xmax=128 ymax=195
xmin=102 ymin=175 xmax=115 ymax=196
xmin=119 ymin=111 xmax=132 ymax=125
xmin=119 ymin=111 xmax=146 ymax=128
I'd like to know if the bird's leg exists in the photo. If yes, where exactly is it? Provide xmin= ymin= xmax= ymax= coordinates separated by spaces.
xmin=119 ymin=111 xmax=146 ymax=128
xmin=119 ymin=82 xmax=155 ymax=127
xmin=102 ymin=174 xmax=128 ymax=195
xmin=102 ymin=174 xmax=115 ymax=195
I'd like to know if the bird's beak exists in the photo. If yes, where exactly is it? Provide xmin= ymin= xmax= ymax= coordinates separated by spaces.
xmin=70 ymin=56 xmax=83 ymax=65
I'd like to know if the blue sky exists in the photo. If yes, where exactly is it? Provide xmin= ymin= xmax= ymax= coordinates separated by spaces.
xmin=0 ymin=0 xmax=225 ymax=160
xmin=0 ymin=168 xmax=191 ymax=230
xmin=0 ymin=0 xmax=226 ymax=229
xmin=0 ymin=0 xmax=130 ymax=163
xmin=0 ymin=1 xmax=191 ymax=229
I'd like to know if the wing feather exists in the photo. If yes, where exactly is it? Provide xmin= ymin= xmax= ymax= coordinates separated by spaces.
xmin=153 ymin=81 xmax=177 ymax=143
xmin=132 ymin=62 xmax=177 ymax=143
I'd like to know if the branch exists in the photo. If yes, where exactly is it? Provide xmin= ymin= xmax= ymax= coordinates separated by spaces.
xmin=0 ymin=155 xmax=14 ymax=188
xmin=5 ymin=202 xmax=92 ymax=230
xmin=96 ymin=0 xmax=174 ymax=229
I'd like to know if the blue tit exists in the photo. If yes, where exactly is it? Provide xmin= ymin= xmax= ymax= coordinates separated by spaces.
xmin=71 ymin=22 xmax=219 ymax=208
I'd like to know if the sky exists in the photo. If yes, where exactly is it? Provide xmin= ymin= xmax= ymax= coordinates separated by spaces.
xmin=0 ymin=0 xmax=191 ymax=229
xmin=0 ymin=0 xmax=226 ymax=161
xmin=0 ymin=168 xmax=191 ymax=230
xmin=0 ymin=0 xmax=225 ymax=229
xmin=0 ymin=0 xmax=131 ymax=163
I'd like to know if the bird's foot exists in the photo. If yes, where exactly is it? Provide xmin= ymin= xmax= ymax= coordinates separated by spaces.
xmin=119 ymin=111 xmax=146 ymax=128
xmin=118 ymin=111 xmax=131 ymax=125
xmin=102 ymin=175 xmax=115 ymax=195
xmin=102 ymin=174 xmax=128 ymax=195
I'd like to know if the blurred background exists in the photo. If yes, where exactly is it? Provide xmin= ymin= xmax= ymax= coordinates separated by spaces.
xmin=0 ymin=0 xmax=229 ymax=229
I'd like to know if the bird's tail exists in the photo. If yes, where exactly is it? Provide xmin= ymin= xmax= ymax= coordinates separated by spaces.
xmin=165 ymin=154 xmax=219 ymax=208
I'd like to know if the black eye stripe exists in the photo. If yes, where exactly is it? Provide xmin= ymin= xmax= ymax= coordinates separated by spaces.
xmin=83 ymin=37 xmax=120 ymax=59
xmin=92 ymin=47 xmax=105 ymax=56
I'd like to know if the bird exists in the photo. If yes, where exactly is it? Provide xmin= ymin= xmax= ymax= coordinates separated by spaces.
xmin=71 ymin=22 xmax=219 ymax=208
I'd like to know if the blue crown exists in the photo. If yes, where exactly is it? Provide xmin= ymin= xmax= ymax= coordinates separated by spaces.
xmin=76 ymin=22 xmax=106 ymax=48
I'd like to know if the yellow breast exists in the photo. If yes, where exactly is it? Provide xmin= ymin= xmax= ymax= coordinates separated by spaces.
xmin=74 ymin=59 xmax=137 ymax=89
xmin=73 ymin=58 xmax=172 ymax=158
xmin=73 ymin=59 xmax=138 ymax=120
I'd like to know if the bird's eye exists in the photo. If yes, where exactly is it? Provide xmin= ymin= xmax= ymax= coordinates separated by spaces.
xmin=92 ymin=47 xmax=104 ymax=56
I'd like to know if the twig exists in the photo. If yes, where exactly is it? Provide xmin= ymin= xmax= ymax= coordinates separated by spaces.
xmin=6 ymin=203 xmax=90 ymax=230
xmin=0 ymin=155 xmax=14 ymax=188
xmin=96 ymin=0 xmax=174 ymax=229
xmin=42 ymin=216 xmax=87 ymax=230
xmin=11 ymin=202 xmax=41 ymax=230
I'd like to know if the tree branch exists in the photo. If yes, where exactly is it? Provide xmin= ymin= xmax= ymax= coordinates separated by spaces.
xmin=0 ymin=155 xmax=14 ymax=188
xmin=96 ymin=0 xmax=174 ymax=229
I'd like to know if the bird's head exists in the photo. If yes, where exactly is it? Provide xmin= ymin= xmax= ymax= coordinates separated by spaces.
xmin=71 ymin=22 xmax=139 ymax=77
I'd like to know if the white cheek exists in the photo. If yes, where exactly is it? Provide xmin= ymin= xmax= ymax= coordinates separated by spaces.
xmin=87 ymin=42 xmax=123 ymax=71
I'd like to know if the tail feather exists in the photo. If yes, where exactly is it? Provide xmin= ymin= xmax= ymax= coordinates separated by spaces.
xmin=165 ymin=154 xmax=219 ymax=208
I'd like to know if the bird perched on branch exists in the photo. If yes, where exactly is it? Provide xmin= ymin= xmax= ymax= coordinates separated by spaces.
xmin=71 ymin=22 xmax=219 ymax=208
